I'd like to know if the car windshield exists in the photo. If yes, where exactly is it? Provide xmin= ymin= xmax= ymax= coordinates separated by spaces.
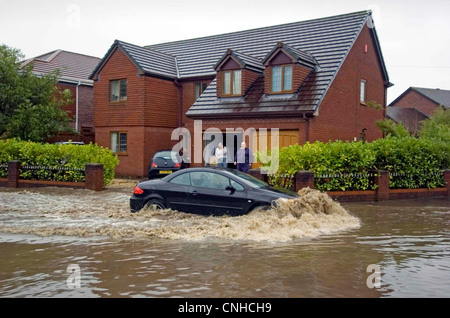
xmin=154 ymin=151 xmax=179 ymax=161
xmin=225 ymin=169 xmax=269 ymax=189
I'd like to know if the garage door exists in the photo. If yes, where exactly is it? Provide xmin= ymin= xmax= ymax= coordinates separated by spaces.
xmin=253 ymin=129 xmax=299 ymax=168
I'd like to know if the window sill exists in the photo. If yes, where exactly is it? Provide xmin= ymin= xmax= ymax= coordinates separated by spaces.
xmin=109 ymin=100 xmax=127 ymax=105
xmin=269 ymin=90 xmax=294 ymax=95
xmin=360 ymin=101 xmax=367 ymax=106
xmin=220 ymin=94 xmax=242 ymax=98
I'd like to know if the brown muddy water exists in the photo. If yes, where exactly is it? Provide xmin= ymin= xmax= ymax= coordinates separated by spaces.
xmin=0 ymin=181 xmax=448 ymax=298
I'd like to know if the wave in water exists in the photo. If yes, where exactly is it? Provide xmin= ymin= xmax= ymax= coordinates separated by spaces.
xmin=0 ymin=188 xmax=360 ymax=242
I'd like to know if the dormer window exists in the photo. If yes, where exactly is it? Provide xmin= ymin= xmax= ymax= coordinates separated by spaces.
xmin=223 ymin=70 xmax=241 ymax=96
xmin=271 ymin=65 xmax=292 ymax=93
xmin=213 ymin=49 xmax=263 ymax=98
xmin=262 ymin=42 xmax=317 ymax=96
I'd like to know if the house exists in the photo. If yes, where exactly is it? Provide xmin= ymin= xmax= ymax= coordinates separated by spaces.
xmin=387 ymin=87 xmax=450 ymax=134
xmin=90 ymin=10 xmax=391 ymax=177
xmin=22 ymin=50 xmax=101 ymax=143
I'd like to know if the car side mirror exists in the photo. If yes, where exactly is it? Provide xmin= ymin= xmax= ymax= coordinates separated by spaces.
xmin=225 ymin=186 xmax=236 ymax=194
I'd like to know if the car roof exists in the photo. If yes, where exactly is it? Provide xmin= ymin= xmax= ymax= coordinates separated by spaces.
xmin=167 ymin=166 xmax=250 ymax=179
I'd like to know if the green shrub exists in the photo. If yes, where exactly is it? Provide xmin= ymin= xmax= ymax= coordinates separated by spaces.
xmin=370 ymin=136 xmax=449 ymax=189
xmin=0 ymin=139 xmax=119 ymax=185
xmin=261 ymin=137 xmax=449 ymax=191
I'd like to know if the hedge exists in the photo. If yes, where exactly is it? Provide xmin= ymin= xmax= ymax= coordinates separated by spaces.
xmin=261 ymin=136 xmax=449 ymax=191
xmin=0 ymin=139 xmax=119 ymax=185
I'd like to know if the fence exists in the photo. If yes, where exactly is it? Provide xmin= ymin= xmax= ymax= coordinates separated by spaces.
xmin=0 ymin=161 xmax=104 ymax=191
xmin=249 ymin=169 xmax=450 ymax=202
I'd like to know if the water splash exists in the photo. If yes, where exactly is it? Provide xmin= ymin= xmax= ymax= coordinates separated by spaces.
xmin=0 ymin=188 xmax=360 ymax=242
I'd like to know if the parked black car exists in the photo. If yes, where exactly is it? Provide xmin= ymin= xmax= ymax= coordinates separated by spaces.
xmin=131 ymin=167 xmax=298 ymax=216
xmin=148 ymin=150 xmax=187 ymax=179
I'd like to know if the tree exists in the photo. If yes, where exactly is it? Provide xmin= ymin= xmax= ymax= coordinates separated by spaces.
xmin=0 ymin=44 xmax=73 ymax=142
xmin=418 ymin=107 xmax=450 ymax=143
xmin=375 ymin=119 xmax=410 ymax=138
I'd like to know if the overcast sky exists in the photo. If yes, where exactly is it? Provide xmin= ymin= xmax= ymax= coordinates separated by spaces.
xmin=1 ymin=0 xmax=449 ymax=103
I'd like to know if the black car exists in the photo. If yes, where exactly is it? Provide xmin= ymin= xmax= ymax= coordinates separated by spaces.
xmin=148 ymin=150 xmax=187 ymax=179
xmin=131 ymin=167 xmax=298 ymax=216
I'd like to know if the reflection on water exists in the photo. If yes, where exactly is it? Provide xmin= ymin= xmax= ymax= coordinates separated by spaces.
xmin=0 ymin=186 xmax=448 ymax=297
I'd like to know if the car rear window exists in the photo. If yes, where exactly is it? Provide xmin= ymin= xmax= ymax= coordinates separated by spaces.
xmin=154 ymin=151 xmax=179 ymax=161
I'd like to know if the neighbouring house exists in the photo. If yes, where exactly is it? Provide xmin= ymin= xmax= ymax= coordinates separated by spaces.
xmin=22 ymin=50 xmax=101 ymax=143
xmin=90 ymin=10 xmax=392 ymax=177
xmin=387 ymin=87 xmax=450 ymax=134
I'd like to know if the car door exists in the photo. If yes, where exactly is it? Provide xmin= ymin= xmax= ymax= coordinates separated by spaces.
xmin=189 ymin=171 xmax=250 ymax=216
xmin=165 ymin=172 xmax=193 ymax=212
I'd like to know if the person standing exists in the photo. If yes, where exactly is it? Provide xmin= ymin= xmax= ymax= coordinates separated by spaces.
xmin=215 ymin=143 xmax=227 ymax=168
xmin=234 ymin=141 xmax=254 ymax=173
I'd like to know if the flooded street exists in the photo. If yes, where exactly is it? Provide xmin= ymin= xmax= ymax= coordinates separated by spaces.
xmin=0 ymin=182 xmax=449 ymax=298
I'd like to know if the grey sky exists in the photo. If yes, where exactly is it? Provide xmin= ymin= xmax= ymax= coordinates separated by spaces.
xmin=1 ymin=0 xmax=449 ymax=104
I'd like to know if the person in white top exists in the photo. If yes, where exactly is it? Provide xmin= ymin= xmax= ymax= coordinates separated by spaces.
xmin=215 ymin=143 xmax=227 ymax=168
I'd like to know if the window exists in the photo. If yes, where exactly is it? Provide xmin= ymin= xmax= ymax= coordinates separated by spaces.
xmin=360 ymin=79 xmax=366 ymax=103
xmin=271 ymin=65 xmax=293 ymax=93
xmin=110 ymin=79 xmax=127 ymax=102
xmin=110 ymin=132 xmax=127 ymax=153
xmin=195 ymin=82 xmax=208 ymax=100
xmin=222 ymin=70 xmax=241 ymax=96
xmin=191 ymin=172 xmax=232 ymax=190
xmin=230 ymin=179 xmax=244 ymax=191
xmin=170 ymin=173 xmax=191 ymax=186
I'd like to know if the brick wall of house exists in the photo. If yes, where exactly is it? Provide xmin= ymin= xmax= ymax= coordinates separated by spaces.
xmin=293 ymin=64 xmax=314 ymax=91
xmin=390 ymin=90 xmax=439 ymax=116
xmin=93 ymin=47 xmax=186 ymax=176
xmin=309 ymin=23 xmax=386 ymax=143
xmin=144 ymin=75 xmax=180 ymax=128
xmin=93 ymin=48 xmax=146 ymax=128
xmin=242 ymin=69 xmax=261 ymax=95
xmin=77 ymin=85 xmax=94 ymax=131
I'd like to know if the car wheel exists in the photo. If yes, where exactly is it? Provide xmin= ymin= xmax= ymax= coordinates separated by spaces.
xmin=144 ymin=199 xmax=166 ymax=211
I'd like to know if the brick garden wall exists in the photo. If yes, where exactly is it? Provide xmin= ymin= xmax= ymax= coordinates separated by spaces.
xmin=249 ymin=169 xmax=450 ymax=202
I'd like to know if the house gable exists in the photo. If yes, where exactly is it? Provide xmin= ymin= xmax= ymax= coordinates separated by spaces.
xmin=389 ymin=87 xmax=450 ymax=117
xmin=90 ymin=40 xmax=178 ymax=81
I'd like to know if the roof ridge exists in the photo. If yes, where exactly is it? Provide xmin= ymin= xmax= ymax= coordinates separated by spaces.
xmin=117 ymin=39 xmax=177 ymax=59
xmin=145 ymin=10 xmax=371 ymax=48
xmin=232 ymin=49 xmax=261 ymax=60
xmin=56 ymin=50 xmax=101 ymax=60
xmin=116 ymin=40 xmax=178 ymax=79
xmin=35 ymin=49 xmax=62 ymax=62
xmin=412 ymin=86 xmax=450 ymax=93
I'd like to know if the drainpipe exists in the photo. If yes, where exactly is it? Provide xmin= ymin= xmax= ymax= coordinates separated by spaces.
xmin=174 ymin=79 xmax=183 ymax=127
xmin=75 ymin=81 xmax=81 ymax=133
xmin=304 ymin=113 xmax=313 ymax=143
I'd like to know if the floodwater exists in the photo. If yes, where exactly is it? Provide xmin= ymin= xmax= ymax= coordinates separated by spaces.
xmin=0 ymin=181 xmax=448 ymax=298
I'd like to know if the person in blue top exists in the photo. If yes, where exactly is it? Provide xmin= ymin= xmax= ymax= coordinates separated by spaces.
xmin=234 ymin=141 xmax=254 ymax=173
